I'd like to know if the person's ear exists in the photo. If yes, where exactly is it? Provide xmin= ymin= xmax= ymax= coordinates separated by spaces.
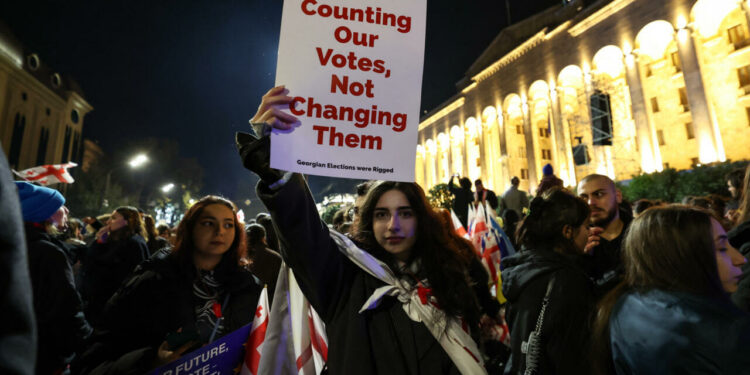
xmin=562 ymin=224 xmax=573 ymax=240
xmin=615 ymin=188 xmax=623 ymax=204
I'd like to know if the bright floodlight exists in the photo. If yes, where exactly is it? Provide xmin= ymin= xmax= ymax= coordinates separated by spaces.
xmin=161 ymin=183 xmax=175 ymax=193
xmin=128 ymin=154 xmax=149 ymax=168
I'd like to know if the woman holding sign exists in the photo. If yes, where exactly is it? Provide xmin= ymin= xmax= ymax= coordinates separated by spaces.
xmin=236 ymin=86 xmax=485 ymax=374
xmin=76 ymin=196 xmax=262 ymax=374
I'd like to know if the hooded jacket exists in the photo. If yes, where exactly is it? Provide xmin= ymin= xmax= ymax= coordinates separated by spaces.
xmin=500 ymin=249 xmax=594 ymax=375
xmin=729 ymin=219 xmax=750 ymax=311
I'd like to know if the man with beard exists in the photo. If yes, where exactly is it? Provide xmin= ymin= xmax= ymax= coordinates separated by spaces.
xmin=577 ymin=174 xmax=631 ymax=298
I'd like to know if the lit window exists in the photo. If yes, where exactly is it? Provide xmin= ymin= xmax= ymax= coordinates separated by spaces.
xmin=728 ymin=25 xmax=750 ymax=50
xmin=737 ymin=65 xmax=750 ymax=88
xmin=650 ymin=97 xmax=660 ymax=113
xmin=657 ymin=129 xmax=665 ymax=146
xmin=516 ymin=124 xmax=523 ymax=134
xmin=678 ymin=87 xmax=689 ymax=112
xmin=685 ymin=122 xmax=694 ymax=139
xmin=644 ymin=64 xmax=653 ymax=77
xmin=746 ymin=107 xmax=750 ymax=126
xmin=521 ymin=169 xmax=529 ymax=179
xmin=670 ymin=52 xmax=681 ymax=73
xmin=691 ymin=157 xmax=699 ymax=167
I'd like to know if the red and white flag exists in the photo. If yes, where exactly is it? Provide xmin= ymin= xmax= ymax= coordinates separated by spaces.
xmin=257 ymin=263 xmax=328 ymax=375
xmin=241 ymin=287 xmax=270 ymax=375
xmin=13 ymin=162 xmax=77 ymax=186
xmin=470 ymin=203 xmax=488 ymax=252
xmin=450 ymin=209 xmax=469 ymax=239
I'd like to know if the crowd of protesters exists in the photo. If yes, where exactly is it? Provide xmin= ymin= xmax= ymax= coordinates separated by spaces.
xmin=0 ymin=85 xmax=748 ymax=375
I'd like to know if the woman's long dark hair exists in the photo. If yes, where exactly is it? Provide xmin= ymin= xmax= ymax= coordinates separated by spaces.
xmin=737 ymin=163 xmax=750 ymax=225
xmin=591 ymin=206 xmax=727 ymax=373
xmin=171 ymin=196 xmax=247 ymax=281
xmin=143 ymin=214 xmax=159 ymax=242
xmin=517 ymin=188 xmax=589 ymax=254
xmin=354 ymin=181 xmax=480 ymax=328
xmin=109 ymin=206 xmax=145 ymax=241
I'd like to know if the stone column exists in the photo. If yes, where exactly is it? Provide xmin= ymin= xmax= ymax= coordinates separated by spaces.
xmin=478 ymin=123 xmax=487 ymax=184
xmin=623 ymin=53 xmax=661 ymax=173
xmin=497 ymin=111 xmax=510 ymax=191
xmin=675 ymin=27 xmax=724 ymax=163
xmin=462 ymin=124 xmax=470 ymax=179
xmin=522 ymin=101 xmax=539 ymax=191
xmin=548 ymin=89 xmax=572 ymax=184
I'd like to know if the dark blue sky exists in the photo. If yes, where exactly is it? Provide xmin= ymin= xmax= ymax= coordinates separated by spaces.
xmin=2 ymin=0 xmax=557 ymax=212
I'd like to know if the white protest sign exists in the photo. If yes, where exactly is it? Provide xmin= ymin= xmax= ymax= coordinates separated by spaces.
xmin=272 ymin=0 xmax=427 ymax=181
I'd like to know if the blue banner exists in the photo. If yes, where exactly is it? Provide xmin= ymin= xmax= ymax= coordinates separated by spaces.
xmin=148 ymin=324 xmax=251 ymax=375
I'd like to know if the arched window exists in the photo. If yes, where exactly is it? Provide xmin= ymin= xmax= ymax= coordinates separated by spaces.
xmin=61 ymin=126 xmax=72 ymax=162
xmin=590 ymin=90 xmax=613 ymax=146
xmin=36 ymin=127 xmax=50 ymax=165
xmin=9 ymin=113 xmax=26 ymax=168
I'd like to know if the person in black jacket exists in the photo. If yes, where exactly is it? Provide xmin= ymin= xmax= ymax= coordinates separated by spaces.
xmin=237 ymin=86 xmax=485 ymax=374
xmin=592 ymin=206 xmax=749 ymax=374
xmin=16 ymin=182 xmax=92 ymax=374
xmin=500 ymin=188 xmax=594 ymax=375
xmin=0 ymin=150 xmax=36 ymax=375
xmin=449 ymin=175 xmax=473 ymax=229
xmin=76 ymin=195 xmax=262 ymax=374
xmin=80 ymin=206 xmax=149 ymax=325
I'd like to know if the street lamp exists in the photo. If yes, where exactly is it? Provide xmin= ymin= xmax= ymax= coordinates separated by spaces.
xmin=101 ymin=153 xmax=149 ymax=207
xmin=161 ymin=183 xmax=175 ymax=193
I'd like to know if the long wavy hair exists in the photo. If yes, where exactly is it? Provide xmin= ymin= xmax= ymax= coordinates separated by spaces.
xmin=354 ymin=181 xmax=480 ymax=328
xmin=517 ymin=188 xmax=590 ymax=255
xmin=171 ymin=196 xmax=247 ymax=281
xmin=737 ymin=164 xmax=750 ymax=225
xmin=591 ymin=206 xmax=727 ymax=373
xmin=109 ymin=206 xmax=146 ymax=241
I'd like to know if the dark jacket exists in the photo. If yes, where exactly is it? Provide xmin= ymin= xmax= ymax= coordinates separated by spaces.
xmin=582 ymin=215 xmax=631 ymax=299
xmin=258 ymin=174 xmax=464 ymax=374
xmin=610 ymin=289 xmax=750 ymax=374
xmin=76 ymin=253 xmax=262 ymax=375
xmin=500 ymin=249 xmax=595 ymax=375
xmin=729 ymin=220 xmax=750 ymax=311
xmin=81 ymin=234 xmax=149 ymax=324
xmin=0 ymin=146 xmax=36 ymax=375
xmin=26 ymin=226 xmax=93 ymax=374
xmin=449 ymin=178 xmax=473 ymax=228
xmin=248 ymin=244 xmax=282 ymax=306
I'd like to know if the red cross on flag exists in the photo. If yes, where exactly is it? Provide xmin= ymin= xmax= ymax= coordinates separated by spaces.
xmin=14 ymin=162 xmax=78 ymax=186
xmin=241 ymin=287 xmax=270 ymax=375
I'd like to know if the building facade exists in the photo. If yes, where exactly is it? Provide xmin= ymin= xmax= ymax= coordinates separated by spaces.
xmin=416 ymin=0 xmax=750 ymax=195
xmin=0 ymin=22 xmax=92 ymax=171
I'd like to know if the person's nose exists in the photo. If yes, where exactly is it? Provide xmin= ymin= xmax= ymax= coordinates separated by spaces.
xmin=388 ymin=213 xmax=400 ymax=232
xmin=728 ymin=246 xmax=747 ymax=266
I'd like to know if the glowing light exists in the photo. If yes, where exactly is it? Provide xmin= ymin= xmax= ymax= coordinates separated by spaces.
xmin=558 ymin=65 xmax=584 ymax=88
xmin=625 ymin=53 xmax=635 ymax=66
xmin=691 ymin=0 xmax=738 ymax=38
xmin=622 ymin=41 xmax=633 ymax=55
xmin=437 ymin=132 xmax=450 ymax=150
xmin=416 ymin=144 xmax=425 ymax=157
xmin=677 ymin=28 xmax=689 ymax=42
xmin=450 ymin=125 xmax=464 ymax=142
xmin=161 ymin=183 xmax=175 ymax=193
xmin=676 ymin=15 xmax=688 ymax=30
xmin=425 ymin=139 xmax=436 ymax=155
xmin=593 ymin=45 xmax=625 ymax=78
xmin=466 ymin=117 xmax=479 ymax=139
xmin=529 ymin=80 xmax=550 ymax=101
xmin=482 ymin=106 xmax=497 ymax=123
xmin=635 ymin=20 xmax=676 ymax=60
xmin=128 ymin=154 xmax=149 ymax=168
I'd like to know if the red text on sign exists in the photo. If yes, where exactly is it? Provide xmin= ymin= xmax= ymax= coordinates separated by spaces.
xmin=312 ymin=125 xmax=383 ymax=150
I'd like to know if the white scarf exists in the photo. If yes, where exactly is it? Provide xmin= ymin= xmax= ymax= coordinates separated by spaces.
xmin=329 ymin=231 xmax=487 ymax=375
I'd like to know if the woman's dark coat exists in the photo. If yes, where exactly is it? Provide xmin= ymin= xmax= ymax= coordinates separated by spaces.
xmin=81 ymin=234 xmax=149 ymax=323
xmin=258 ymin=173 xmax=464 ymax=374
xmin=76 ymin=253 xmax=262 ymax=375
xmin=500 ymin=249 xmax=595 ymax=375
xmin=26 ymin=226 xmax=92 ymax=374
xmin=609 ymin=289 xmax=750 ymax=374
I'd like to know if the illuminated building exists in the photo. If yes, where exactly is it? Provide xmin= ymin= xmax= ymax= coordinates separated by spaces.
xmin=416 ymin=0 xmax=750 ymax=194
xmin=0 ymin=22 xmax=92 ymax=170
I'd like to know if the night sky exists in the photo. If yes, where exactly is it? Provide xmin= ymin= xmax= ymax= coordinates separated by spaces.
xmin=2 ymin=0 xmax=559 ymax=213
